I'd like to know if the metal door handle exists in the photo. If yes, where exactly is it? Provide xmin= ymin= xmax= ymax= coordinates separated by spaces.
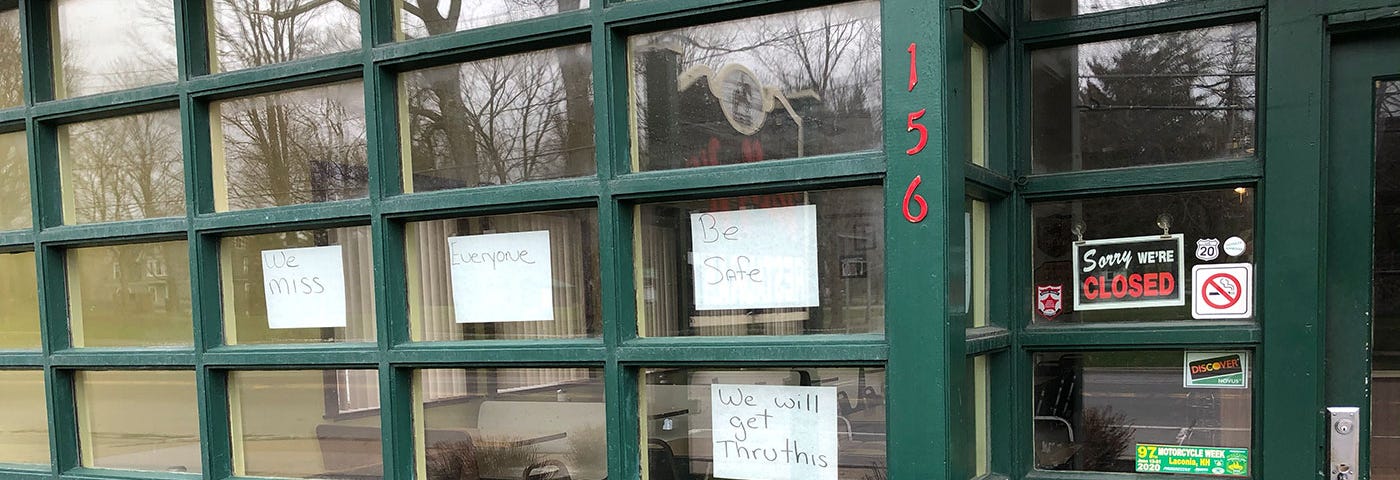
xmin=1329 ymin=407 xmax=1360 ymax=480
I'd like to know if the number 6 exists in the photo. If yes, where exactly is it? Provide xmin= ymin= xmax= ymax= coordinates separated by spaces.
xmin=902 ymin=175 xmax=927 ymax=223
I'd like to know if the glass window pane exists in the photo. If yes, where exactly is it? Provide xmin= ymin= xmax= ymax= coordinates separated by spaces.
xmin=220 ymin=226 xmax=376 ymax=345
xmin=230 ymin=369 xmax=381 ymax=479
xmin=967 ymin=38 xmax=988 ymax=167
xmin=59 ymin=110 xmax=185 ymax=224
xmin=1028 ymin=0 xmax=1177 ymax=20
xmin=212 ymin=81 xmax=368 ymax=211
xmin=0 ymin=9 xmax=22 ymax=108
xmin=400 ymin=45 xmax=594 ymax=192
xmin=637 ymin=187 xmax=884 ymax=336
xmin=629 ymin=1 xmax=882 ymax=171
xmin=0 ymin=370 xmax=48 ymax=466
xmin=0 ymin=252 xmax=39 ymax=350
xmin=971 ymin=356 xmax=990 ymax=476
xmin=0 ymin=130 xmax=31 ymax=230
xmin=963 ymin=199 xmax=990 ymax=328
xmin=210 ymin=0 xmax=361 ymax=73
xmin=1031 ymin=188 xmax=1254 ymax=324
xmin=415 ymin=368 xmax=605 ymax=480
xmin=68 ymin=241 xmax=192 ymax=347
xmin=396 ymin=0 xmax=587 ymax=40
xmin=407 ymin=209 xmax=601 ymax=341
xmin=76 ymin=370 xmax=200 ymax=472
xmin=1033 ymin=351 xmax=1251 ymax=473
xmin=1031 ymin=24 xmax=1256 ymax=173
xmin=642 ymin=367 xmax=887 ymax=479
xmin=52 ymin=0 xmax=177 ymax=98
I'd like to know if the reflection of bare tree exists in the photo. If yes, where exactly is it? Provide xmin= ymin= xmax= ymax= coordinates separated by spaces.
xmin=211 ymin=0 xmax=360 ymax=72
xmin=63 ymin=111 xmax=184 ymax=223
xmin=0 ymin=132 xmax=29 ymax=229
xmin=0 ymin=10 xmax=21 ymax=108
xmin=399 ymin=0 xmax=586 ymax=39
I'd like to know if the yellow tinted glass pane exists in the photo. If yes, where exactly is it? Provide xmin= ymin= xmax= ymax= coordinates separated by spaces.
xmin=210 ymin=0 xmax=360 ymax=72
xmin=220 ymin=226 xmax=375 ymax=345
xmin=415 ymin=369 xmax=606 ymax=480
xmin=973 ymin=356 xmax=989 ymax=475
xmin=59 ymin=110 xmax=185 ymax=224
xmin=0 ymin=130 xmax=31 ymax=230
xmin=52 ymin=0 xmax=177 ymax=98
xmin=967 ymin=38 xmax=988 ymax=167
xmin=76 ymin=370 xmax=200 ymax=472
xmin=0 ymin=252 xmax=38 ymax=349
xmin=67 ymin=241 xmax=192 ymax=347
xmin=0 ymin=9 xmax=22 ymax=108
xmin=0 ymin=370 xmax=48 ymax=466
xmin=406 ymin=209 xmax=601 ymax=341
xmin=230 ymin=369 xmax=381 ymax=478
xmin=211 ymin=81 xmax=368 ymax=211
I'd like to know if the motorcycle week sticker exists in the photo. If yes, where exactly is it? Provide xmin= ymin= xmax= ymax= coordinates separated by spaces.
xmin=1072 ymin=234 xmax=1186 ymax=311
xmin=1136 ymin=444 xmax=1249 ymax=477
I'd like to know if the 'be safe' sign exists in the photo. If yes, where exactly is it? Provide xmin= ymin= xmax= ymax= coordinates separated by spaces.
xmin=1072 ymin=234 xmax=1185 ymax=311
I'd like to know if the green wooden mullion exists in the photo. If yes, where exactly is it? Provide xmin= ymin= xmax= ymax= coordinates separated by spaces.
xmin=600 ymin=0 xmax=854 ymax=33
xmin=36 ymin=218 xmax=187 ymax=246
xmin=1019 ymin=321 xmax=1260 ymax=348
xmin=1018 ymin=158 xmax=1261 ymax=199
xmin=47 ymin=350 xmax=196 ymax=368
xmin=195 ymin=368 xmax=233 ymax=480
xmin=386 ymin=340 xmax=607 ymax=365
xmin=378 ymin=178 xmax=600 ymax=218
xmin=58 ymin=467 xmax=199 ymax=480
xmin=201 ymin=346 xmax=380 ymax=367
xmin=378 ymin=366 xmax=413 ymax=480
xmin=174 ymin=0 xmax=210 ymax=79
xmin=0 ymin=106 xmax=25 ymax=124
xmin=609 ymin=152 xmax=884 ymax=199
xmin=0 ymin=352 xmax=43 ymax=367
xmin=28 ymin=87 xmax=179 ymax=123
xmin=0 ymin=228 xmax=34 ymax=247
xmin=0 ymin=467 xmax=50 ymax=479
xmin=1018 ymin=0 xmax=1263 ymax=45
xmin=965 ymin=327 xmax=1011 ymax=355
xmin=18 ymin=0 xmax=52 ymax=104
xmin=364 ymin=64 xmax=400 ymax=200
xmin=617 ymin=337 xmax=887 ymax=363
xmin=29 ymin=119 xmax=58 ymax=230
xmin=966 ymin=164 xmax=1014 ymax=199
xmin=45 ymin=368 xmax=78 ymax=475
xmin=1025 ymin=470 xmax=1242 ymax=480
xmin=191 ymin=200 xmax=372 ymax=234
xmin=966 ymin=1 xmax=1010 ymax=39
xmin=184 ymin=54 xmax=362 ymax=101
xmin=372 ymin=12 xmax=590 ymax=71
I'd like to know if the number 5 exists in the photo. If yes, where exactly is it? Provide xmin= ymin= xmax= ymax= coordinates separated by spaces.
xmin=906 ymin=109 xmax=928 ymax=155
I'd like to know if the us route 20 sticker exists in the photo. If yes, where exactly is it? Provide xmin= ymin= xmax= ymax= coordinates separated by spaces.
xmin=1191 ymin=263 xmax=1252 ymax=320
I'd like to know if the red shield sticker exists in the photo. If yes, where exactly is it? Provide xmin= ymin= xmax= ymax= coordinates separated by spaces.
xmin=1037 ymin=285 xmax=1064 ymax=319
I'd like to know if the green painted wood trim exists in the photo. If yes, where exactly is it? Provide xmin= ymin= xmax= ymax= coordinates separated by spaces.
xmin=47 ymin=350 xmax=197 ymax=368
xmin=386 ymin=341 xmax=608 ymax=365
xmin=965 ymin=327 xmax=1011 ymax=355
xmin=0 ymin=352 xmax=43 ymax=367
xmin=0 ymin=107 xmax=24 ymax=124
xmin=373 ymin=12 xmax=590 ymax=70
xmin=379 ymin=179 xmax=600 ymax=217
xmin=191 ymin=201 xmax=371 ymax=234
xmin=30 ymin=88 xmax=179 ymax=122
xmin=0 ymin=467 xmax=50 ymax=478
xmin=59 ymin=468 xmax=200 ymax=480
xmin=0 ymin=229 xmax=34 ymax=247
xmin=184 ymin=53 xmax=362 ymax=100
xmin=47 ymin=368 xmax=78 ymax=474
xmin=1019 ymin=0 xmax=1263 ymax=44
xmin=1328 ymin=5 xmax=1400 ymax=30
xmin=602 ymin=0 xmax=855 ymax=32
xmin=610 ymin=152 xmax=884 ymax=199
xmin=1020 ymin=322 xmax=1260 ymax=348
xmin=201 ymin=346 xmax=380 ymax=367
xmin=195 ymin=369 xmax=232 ymax=479
xmin=966 ymin=164 xmax=1014 ymax=199
xmin=617 ymin=336 xmax=888 ymax=363
xmin=1257 ymin=1 xmax=1327 ymax=476
xmin=37 ymin=219 xmax=187 ymax=246
xmin=1026 ymin=470 xmax=1235 ymax=480
xmin=1019 ymin=158 xmax=1260 ymax=199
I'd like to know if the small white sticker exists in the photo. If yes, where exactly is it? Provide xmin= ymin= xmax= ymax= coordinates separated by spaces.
xmin=1223 ymin=236 xmax=1246 ymax=256
xmin=261 ymin=245 xmax=347 ymax=329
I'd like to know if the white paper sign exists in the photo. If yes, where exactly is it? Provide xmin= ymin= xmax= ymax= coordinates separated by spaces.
xmin=711 ymin=384 xmax=838 ymax=480
xmin=261 ymin=245 xmax=347 ymax=329
xmin=448 ymin=230 xmax=554 ymax=323
xmin=690 ymin=205 xmax=819 ymax=310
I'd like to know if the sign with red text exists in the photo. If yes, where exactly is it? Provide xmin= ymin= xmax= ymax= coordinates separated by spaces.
xmin=711 ymin=384 xmax=837 ymax=480
xmin=691 ymin=205 xmax=818 ymax=310
xmin=448 ymin=231 xmax=554 ymax=323
xmin=261 ymin=245 xmax=347 ymax=329
xmin=1073 ymin=234 xmax=1185 ymax=311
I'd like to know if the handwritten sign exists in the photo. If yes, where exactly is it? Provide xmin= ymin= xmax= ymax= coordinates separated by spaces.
xmin=711 ymin=384 xmax=838 ymax=480
xmin=261 ymin=245 xmax=347 ymax=329
xmin=690 ymin=205 xmax=819 ymax=310
xmin=448 ymin=230 xmax=554 ymax=323
xmin=1072 ymin=234 xmax=1185 ymax=311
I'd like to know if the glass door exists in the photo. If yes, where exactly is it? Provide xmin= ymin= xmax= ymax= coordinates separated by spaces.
xmin=1326 ymin=29 xmax=1400 ymax=479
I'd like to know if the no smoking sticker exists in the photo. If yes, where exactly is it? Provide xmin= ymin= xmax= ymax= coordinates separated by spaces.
xmin=1192 ymin=263 xmax=1253 ymax=319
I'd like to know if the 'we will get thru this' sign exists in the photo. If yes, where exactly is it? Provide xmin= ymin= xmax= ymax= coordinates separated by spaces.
xmin=710 ymin=384 xmax=838 ymax=480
